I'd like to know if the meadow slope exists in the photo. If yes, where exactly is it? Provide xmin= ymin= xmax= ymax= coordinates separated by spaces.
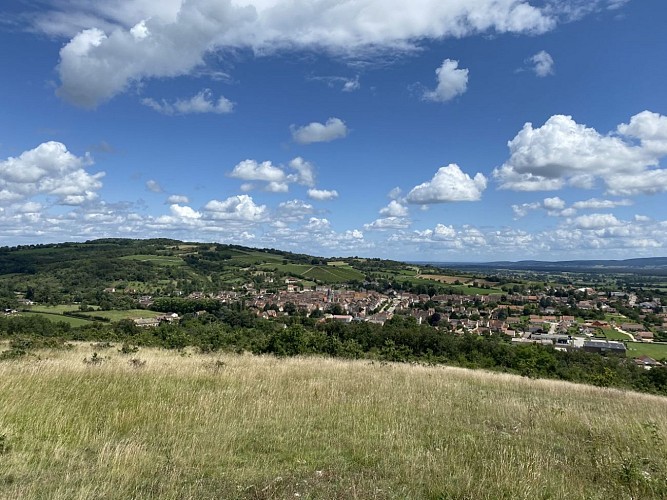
xmin=1 ymin=346 xmax=666 ymax=499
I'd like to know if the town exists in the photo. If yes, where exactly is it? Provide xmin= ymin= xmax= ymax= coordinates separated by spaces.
xmin=114 ymin=275 xmax=666 ymax=367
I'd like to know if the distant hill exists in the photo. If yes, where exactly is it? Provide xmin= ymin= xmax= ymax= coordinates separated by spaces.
xmin=419 ymin=257 xmax=667 ymax=275
xmin=0 ymin=238 xmax=405 ymax=307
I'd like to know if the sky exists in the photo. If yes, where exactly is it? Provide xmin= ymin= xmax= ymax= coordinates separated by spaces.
xmin=0 ymin=0 xmax=666 ymax=262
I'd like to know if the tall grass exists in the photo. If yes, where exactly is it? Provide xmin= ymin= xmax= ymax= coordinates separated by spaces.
xmin=1 ymin=345 xmax=666 ymax=499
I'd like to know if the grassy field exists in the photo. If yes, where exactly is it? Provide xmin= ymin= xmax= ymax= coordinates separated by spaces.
xmin=326 ymin=261 xmax=348 ymax=267
xmin=17 ymin=311 xmax=93 ymax=327
xmin=605 ymin=313 xmax=629 ymax=323
xmin=1 ymin=347 xmax=666 ymax=499
xmin=626 ymin=342 xmax=667 ymax=361
xmin=600 ymin=327 xmax=633 ymax=341
xmin=77 ymin=309 xmax=163 ymax=321
xmin=228 ymin=250 xmax=285 ymax=266
xmin=28 ymin=304 xmax=93 ymax=314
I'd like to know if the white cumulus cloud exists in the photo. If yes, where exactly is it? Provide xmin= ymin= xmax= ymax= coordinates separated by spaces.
xmin=344 ymin=229 xmax=364 ymax=239
xmin=364 ymin=217 xmax=411 ymax=231
xmin=13 ymin=201 xmax=43 ymax=214
xmin=616 ymin=110 xmax=667 ymax=156
xmin=229 ymin=157 xmax=319 ymax=193
xmin=288 ymin=157 xmax=316 ymax=187
xmin=146 ymin=179 xmax=163 ymax=193
xmin=229 ymin=159 xmax=286 ymax=183
xmin=142 ymin=89 xmax=233 ymax=115
xmin=493 ymin=111 xmax=667 ymax=195
xmin=305 ymin=217 xmax=331 ymax=231
xmin=388 ymin=187 xmax=402 ymax=200
xmin=307 ymin=188 xmax=339 ymax=201
xmin=291 ymin=118 xmax=348 ymax=144
xmin=204 ymin=194 xmax=266 ymax=221
xmin=277 ymin=199 xmax=314 ymax=221
xmin=407 ymin=164 xmax=487 ymax=204
xmin=528 ymin=50 xmax=554 ymax=77
xmin=572 ymin=198 xmax=632 ymax=209
xmin=169 ymin=203 xmax=201 ymax=219
xmin=543 ymin=196 xmax=565 ymax=210
xmin=50 ymin=1 xmax=557 ymax=107
xmin=0 ymin=141 xmax=103 ymax=206
xmin=423 ymin=59 xmax=469 ymax=102
xmin=573 ymin=213 xmax=622 ymax=229
xmin=379 ymin=200 xmax=408 ymax=217
xmin=167 ymin=194 xmax=190 ymax=204
xmin=432 ymin=224 xmax=457 ymax=240
xmin=511 ymin=202 xmax=541 ymax=218
xmin=265 ymin=181 xmax=289 ymax=193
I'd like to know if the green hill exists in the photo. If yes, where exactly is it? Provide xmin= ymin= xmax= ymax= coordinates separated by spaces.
xmin=0 ymin=238 xmax=454 ymax=308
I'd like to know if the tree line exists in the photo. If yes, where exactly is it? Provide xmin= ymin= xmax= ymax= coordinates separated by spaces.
xmin=1 ymin=312 xmax=666 ymax=396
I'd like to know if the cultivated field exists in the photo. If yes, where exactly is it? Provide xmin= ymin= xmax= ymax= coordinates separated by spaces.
xmin=1 ymin=347 xmax=666 ymax=499
xmin=260 ymin=262 xmax=365 ymax=284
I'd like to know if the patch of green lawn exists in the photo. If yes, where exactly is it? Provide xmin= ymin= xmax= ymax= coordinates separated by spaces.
xmin=28 ymin=304 xmax=92 ymax=314
xmin=77 ymin=309 xmax=163 ymax=321
xmin=626 ymin=342 xmax=667 ymax=361
xmin=18 ymin=311 xmax=93 ymax=327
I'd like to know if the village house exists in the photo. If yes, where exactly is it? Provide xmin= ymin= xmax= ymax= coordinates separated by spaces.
xmin=133 ymin=317 xmax=160 ymax=328
xmin=634 ymin=355 xmax=662 ymax=370
xmin=133 ymin=313 xmax=179 ymax=328
xmin=634 ymin=331 xmax=654 ymax=342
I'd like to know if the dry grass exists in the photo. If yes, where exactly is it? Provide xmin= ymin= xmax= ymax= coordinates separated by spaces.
xmin=1 ymin=345 xmax=666 ymax=499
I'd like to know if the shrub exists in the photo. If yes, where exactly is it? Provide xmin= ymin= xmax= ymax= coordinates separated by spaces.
xmin=83 ymin=352 xmax=105 ymax=365
xmin=0 ymin=348 xmax=26 ymax=361
xmin=118 ymin=343 xmax=139 ymax=354
xmin=128 ymin=358 xmax=146 ymax=368
xmin=91 ymin=342 xmax=114 ymax=349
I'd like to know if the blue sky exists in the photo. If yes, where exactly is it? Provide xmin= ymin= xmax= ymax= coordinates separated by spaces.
xmin=1 ymin=0 xmax=666 ymax=261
